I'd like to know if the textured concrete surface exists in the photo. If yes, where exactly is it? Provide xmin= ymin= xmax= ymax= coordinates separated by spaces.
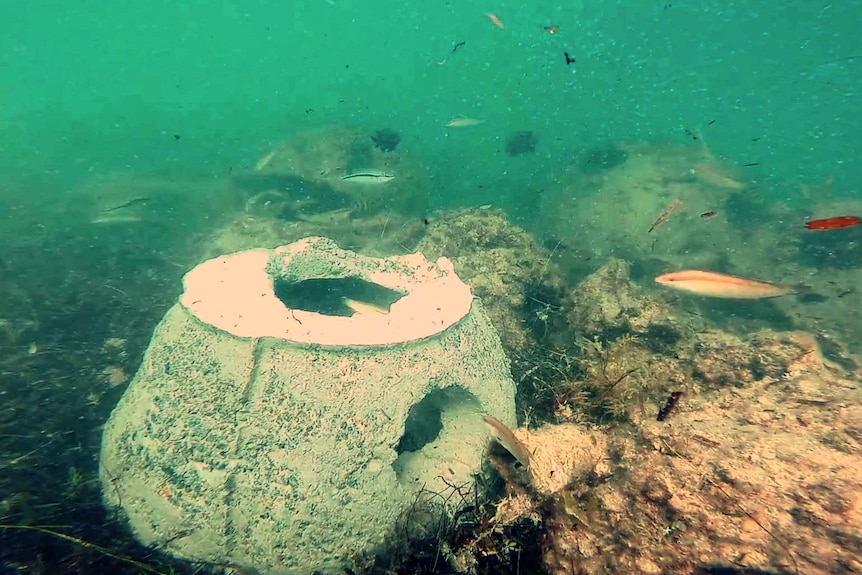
xmin=100 ymin=239 xmax=516 ymax=574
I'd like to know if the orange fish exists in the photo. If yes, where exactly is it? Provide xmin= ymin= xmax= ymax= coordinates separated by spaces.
xmin=655 ymin=270 xmax=796 ymax=299
xmin=804 ymin=215 xmax=861 ymax=231
xmin=486 ymin=13 xmax=504 ymax=29
xmin=543 ymin=25 xmax=559 ymax=34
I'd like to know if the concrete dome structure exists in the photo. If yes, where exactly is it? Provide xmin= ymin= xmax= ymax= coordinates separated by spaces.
xmin=99 ymin=237 xmax=516 ymax=575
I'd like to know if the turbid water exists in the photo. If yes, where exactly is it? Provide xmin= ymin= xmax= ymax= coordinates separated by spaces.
xmin=1 ymin=2 xmax=861 ymax=574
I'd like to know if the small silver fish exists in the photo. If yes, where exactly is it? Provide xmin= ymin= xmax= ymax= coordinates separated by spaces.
xmin=341 ymin=170 xmax=395 ymax=184
xmin=446 ymin=117 xmax=485 ymax=128
xmin=91 ymin=214 xmax=143 ymax=224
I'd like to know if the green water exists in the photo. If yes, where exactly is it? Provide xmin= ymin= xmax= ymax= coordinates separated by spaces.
xmin=1 ymin=1 xmax=861 ymax=574
xmin=3 ymin=1 xmax=859 ymax=203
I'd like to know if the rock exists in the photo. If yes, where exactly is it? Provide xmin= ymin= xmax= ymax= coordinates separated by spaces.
xmin=569 ymin=259 xmax=682 ymax=345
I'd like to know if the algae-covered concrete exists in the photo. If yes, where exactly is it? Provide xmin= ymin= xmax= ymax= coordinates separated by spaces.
xmin=99 ymin=238 xmax=516 ymax=575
